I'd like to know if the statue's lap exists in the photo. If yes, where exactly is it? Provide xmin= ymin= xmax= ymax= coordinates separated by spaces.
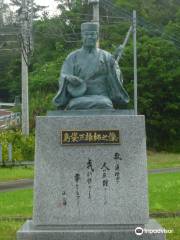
xmin=67 ymin=95 xmax=113 ymax=110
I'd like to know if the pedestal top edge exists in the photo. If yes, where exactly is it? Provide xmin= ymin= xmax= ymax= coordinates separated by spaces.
xmin=47 ymin=110 xmax=135 ymax=116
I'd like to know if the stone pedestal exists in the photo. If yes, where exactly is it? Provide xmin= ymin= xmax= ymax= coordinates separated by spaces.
xmin=17 ymin=219 xmax=165 ymax=240
xmin=17 ymin=111 xmax=166 ymax=240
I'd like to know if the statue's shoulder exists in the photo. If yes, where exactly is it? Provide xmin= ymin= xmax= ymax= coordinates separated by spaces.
xmin=97 ymin=48 xmax=113 ymax=60
xmin=66 ymin=48 xmax=82 ymax=61
xmin=97 ymin=48 xmax=116 ymax=67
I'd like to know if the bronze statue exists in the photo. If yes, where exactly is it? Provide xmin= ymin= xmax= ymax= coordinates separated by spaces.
xmin=53 ymin=22 xmax=129 ymax=110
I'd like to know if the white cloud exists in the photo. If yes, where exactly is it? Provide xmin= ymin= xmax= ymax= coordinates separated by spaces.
xmin=35 ymin=0 xmax=58 ymax=15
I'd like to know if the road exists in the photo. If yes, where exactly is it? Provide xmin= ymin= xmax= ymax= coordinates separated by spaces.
xmin=0 ymin=167 xmax=180 ymax=192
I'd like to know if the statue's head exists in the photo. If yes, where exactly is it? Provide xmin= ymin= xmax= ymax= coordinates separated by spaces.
xmin=81 ymin=22 xmax=99 ymax=48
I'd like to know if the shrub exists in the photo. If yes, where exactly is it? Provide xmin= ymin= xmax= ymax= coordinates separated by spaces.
xmin=0 ymin=129 xmax=35 ymax=161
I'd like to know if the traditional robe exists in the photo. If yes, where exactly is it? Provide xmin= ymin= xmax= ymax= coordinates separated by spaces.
xmin=53 ymin=47 xmax=129 ymax=109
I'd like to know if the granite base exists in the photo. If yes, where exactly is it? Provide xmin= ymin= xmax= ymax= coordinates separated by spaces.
xmin=17 ymin=219 xmax=166 ymax=240
xmin=33 ymin=115 xmax=149 ymax=225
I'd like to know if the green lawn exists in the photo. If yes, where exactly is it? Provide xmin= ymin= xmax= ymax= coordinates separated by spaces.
xmin=0 ymin=167 xmax=34 ymax=183
xmin=0 ymin=189 xmax=33 ymax=217
xmin=148 ymin=152 xmax=180 ymax=170
xmin=149 ymin=172 xmax=180 ymax=213
xmin=157 ymin=217 xmax=180 ymax=240
xmin=0 ymin=221 xmax=22 ymax=240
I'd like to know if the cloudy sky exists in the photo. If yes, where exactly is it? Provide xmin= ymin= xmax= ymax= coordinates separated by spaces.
xmin=5 ymin=0 xmax=59 ymax=15
xmin=34 ymin=0 xmax=58 ymax=14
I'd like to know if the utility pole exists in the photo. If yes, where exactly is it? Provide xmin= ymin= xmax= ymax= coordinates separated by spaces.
xmin=0 ymin=0 xmax=4 ymax=27
xmin=88 ymin=0 xmax=99 ymax=46
xmin=29 ymin=0 xmax=34 ymax=52
xmin=89 ymin=0 xmax=99 ymax=23
xmin=21 ymin=0 xmax=33 ymax=135
xmin=133 ymin=10 xmax=138 ymax=115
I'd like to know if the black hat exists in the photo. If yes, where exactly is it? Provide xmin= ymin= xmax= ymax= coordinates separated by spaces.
xmin=81 ymin=22 xmax=99 ymax=33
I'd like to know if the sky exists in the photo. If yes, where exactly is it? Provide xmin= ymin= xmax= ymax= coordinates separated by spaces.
xmin=5 ymin=0 xmax=59 ymax=16
xmin=34 ymin=0 xmax=58 ymax=15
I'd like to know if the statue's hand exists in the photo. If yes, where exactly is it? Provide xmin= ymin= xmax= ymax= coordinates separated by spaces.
xmin=66 ymin=75 xmax=87 ymax=98
xmin=67 ymin=75 xmax=83 ymax=87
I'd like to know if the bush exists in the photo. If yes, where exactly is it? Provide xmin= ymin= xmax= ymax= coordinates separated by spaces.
xmin=0 ymin=130 xmax=35 ymax=161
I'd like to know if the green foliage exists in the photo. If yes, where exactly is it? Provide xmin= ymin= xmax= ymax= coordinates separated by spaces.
xmin=0 ymin=0 xmax=179 ymax=151
xmin=0 ymin=130 xmax=35 ymax=161
xmin=115 ymin=0 xmax=180 ymax=25
xmin=30 ymin=61 xmax=59 ymax=93
xmin=120 ymin=35 xmax=180 ymax=151
xmin=29 ymin=92 xmax=56 ymax=128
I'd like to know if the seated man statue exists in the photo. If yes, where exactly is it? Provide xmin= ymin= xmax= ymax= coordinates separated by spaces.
xmin=53 ymin=22 xmax=129 ymax=110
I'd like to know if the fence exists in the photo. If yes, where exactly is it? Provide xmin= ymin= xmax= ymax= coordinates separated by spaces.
xmin=0 ymin=112 xmax=21 ymax=129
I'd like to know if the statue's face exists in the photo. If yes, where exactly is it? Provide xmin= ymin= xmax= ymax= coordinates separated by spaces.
xmin=82 ymin=31 xmax=98 ymax=48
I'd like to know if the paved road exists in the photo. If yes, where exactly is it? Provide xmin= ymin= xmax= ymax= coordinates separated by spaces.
xmin=149 ymin=167 xmax=180 ymax=174
xmin=0 ymin=179 xmax=33 ymax=192
xmin=0 ymin=167 xmax=180 ymax=192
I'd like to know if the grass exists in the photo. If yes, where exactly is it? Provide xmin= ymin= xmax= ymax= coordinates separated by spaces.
xmin=149 ymin=172 xmax=180 ymax=213
xmin=157 ymin=217 xmax=180 ymax=240
xmin=0 ymin=221 xmax=22 ymax=240
xmin=0 ymin=189 xmax=33 ymax=217
xmin=0 ymin=167 xmax=34 ymax=183
xmin=148 ymin=152 xmax=180 ymax=170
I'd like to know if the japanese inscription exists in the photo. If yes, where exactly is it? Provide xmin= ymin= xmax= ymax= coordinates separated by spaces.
xmin=87 ymin=158 xmax=94 ymax=200
xmin=57 ymin=153 xmax=123 ymax=209
xmin=62 ymin=191 xmax=67 ymax=206
xmin=114 ymin=153 xmax=122 ymax=183
xmin=61 ymin=130 xmax=120 ymax=145
xmin=101 ymin=162 xmax=110 ymax=205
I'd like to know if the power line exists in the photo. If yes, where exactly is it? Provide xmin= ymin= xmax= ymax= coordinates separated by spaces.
xmin=0 ymin=33 xmax=19 ymax=36
xmin=0 ymin=48 xmax=19 ymax=51
xmin=101 ymin=0 xmax=131 ymax=19
xmin=0 ymin=40 xmax=18 ymax=43
xmin=101 ymin=0 xmax=180 ymax=48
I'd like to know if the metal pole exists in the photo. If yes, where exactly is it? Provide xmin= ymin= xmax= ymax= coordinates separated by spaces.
xmin=21 ymin=0 xmax=29 ymax=135
xmin=29 ymin=0 xmax=34 ymax=53
xmin=92 ymin=2 xmax=99 ymax=23
xmin=88 ymin=0 xmax=99 ymax=46
xmin=8 ymin=143 xmax=12 ymax=162
xmin=0 ymin=144 xmax=2 ymax=163
xmin=133 ymin=10 xmax=138 ymax=115
xmin=0 ymin=0 xmax=4 ymax=27
xmin=93 ymin=1 xmax=99 ymax=47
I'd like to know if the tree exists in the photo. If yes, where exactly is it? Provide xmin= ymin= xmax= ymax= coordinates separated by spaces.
xmin=10 ymin=0 xmax=46 ymax=22
xmin=121 ymin=35 xmax=180 ymax=151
